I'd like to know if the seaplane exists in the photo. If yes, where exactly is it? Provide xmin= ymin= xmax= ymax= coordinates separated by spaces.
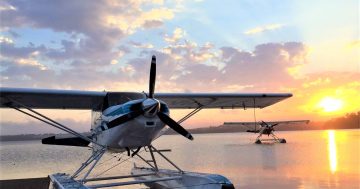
xmin=0 ymin=55 xmax=293 ymax=188
xmin=224 ymin=120 xmax=310 ymax=144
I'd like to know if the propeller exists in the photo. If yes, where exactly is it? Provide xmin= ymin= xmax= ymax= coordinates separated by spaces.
xmin=261 ymin=121 xmax=279 ymax=136
xmin=106 ymin=55 xmax=193 ymax=141
xmin=101 ymin=93 xmax=110 ymax=111
xmin=149 ymin=55 xmax=156 ymax=98
xmin=261 ymin=121 xmax=279 ymax=128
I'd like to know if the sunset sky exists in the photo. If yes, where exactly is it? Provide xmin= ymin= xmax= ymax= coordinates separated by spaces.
xmin=0 ymin=0 xmax=359 ymax=135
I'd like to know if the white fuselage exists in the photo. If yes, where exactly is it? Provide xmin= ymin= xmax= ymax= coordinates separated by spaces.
xmin=91 ymin=100 xmax=168 ymax=152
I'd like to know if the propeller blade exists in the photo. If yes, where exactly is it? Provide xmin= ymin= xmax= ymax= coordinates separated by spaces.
xmin=157 ymin=112 xmax=193 ymax=140
xmin=149 ymin=55 xmax=156 ymax=98
xmin=107 ymin=110 xmax=143 ymax=129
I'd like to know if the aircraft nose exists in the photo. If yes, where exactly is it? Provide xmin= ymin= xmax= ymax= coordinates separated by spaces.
xmin=142 ymin=98 xmax=160 ymax=117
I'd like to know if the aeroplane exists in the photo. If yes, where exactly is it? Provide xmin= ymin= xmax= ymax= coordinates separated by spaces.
xmin=224 ymin=120 xmax=310 ymax=144
xmin=0 ymin=55 xmax=293 ymax=188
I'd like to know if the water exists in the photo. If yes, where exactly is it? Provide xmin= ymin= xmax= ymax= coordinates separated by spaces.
xmin=1 ymin=130 xmax=359 ymax=189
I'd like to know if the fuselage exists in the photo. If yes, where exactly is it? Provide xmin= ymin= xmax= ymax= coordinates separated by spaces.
xmin=259 ymin=126 xmax=274 ymax=135
xmin=91 ymin=99 xmax=169 ymax=152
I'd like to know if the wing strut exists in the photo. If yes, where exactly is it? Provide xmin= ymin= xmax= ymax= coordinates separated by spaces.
xmin=177 ymin=104 xmax=204 ymax=124
xmin=4 ymin=98 xmax=104 ymax=147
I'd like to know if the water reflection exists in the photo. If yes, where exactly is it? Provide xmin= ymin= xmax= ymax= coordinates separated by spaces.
xmin=260 ymin=145 xmax=277 ymax=170
xmin=2 ymin=130 xmax=359 ymax=189
xmin=327 ymin=130 xmax=337 ymax=174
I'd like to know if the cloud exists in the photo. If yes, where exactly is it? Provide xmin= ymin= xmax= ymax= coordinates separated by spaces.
xmin=16 ymin=58 xmax=47 ymax=70
xmin=142 ymin=20 xmax=164 ymax=29
xmin=1 ymin=1 xmax=122 ymax=69
xmin=1 ymin=9 xmax=309 ymax=93
xmin=216 ymin=42 xmax=308 ymax=91
xmin=130 ymin=41 xmax=309 ymax=93
xmin=0 ymin=41 xmax=47 ymax=59
xmin=104 ymin=7 xmax=174 ymax=34
xmin=7 ymin=30 xmax=20 ymax=38
xmin=0 ymin=0 xmax=185 ymax=90
xmin=129 ymin=41 xmax=154 ymax=49
xmin=0 ymin=1 xmax=15 ymax=11
xmin=244 ymin=24 xmax=284 ymax=35
xmin=0 ymin=36 xmax=14 ymax=44
xmin=0 ymin=0 xmax=178 ymax=69
xmin=110 ymin=59 xmax=118 ymax=65
xmin=164 ymin=28 xmax=186 ymax=43
xmin=1 ymin=23 xmax=309 ymax=92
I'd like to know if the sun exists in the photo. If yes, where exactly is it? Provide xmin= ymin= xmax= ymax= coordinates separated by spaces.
xmin=318 ymin=97 xmax=344 ymax=112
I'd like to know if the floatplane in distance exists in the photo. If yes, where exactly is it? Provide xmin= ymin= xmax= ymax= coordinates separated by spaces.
xmin=224 ymin=120 xmax=310 ymax=144
xmin=0 ymin=55 xmax=293 ymax=189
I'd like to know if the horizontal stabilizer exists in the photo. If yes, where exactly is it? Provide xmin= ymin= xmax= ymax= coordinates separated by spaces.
xmin=246 ymin=130 xmax=260 ymax=133
xmin=42 ymin=136 xmax=90 ymax=147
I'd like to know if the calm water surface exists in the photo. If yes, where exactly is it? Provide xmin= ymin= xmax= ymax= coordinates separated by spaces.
xmin=1 ymin=129 xmax=359 ymax=189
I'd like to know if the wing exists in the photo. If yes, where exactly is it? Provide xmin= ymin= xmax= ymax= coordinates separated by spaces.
xmin=0 ymin=87 xmax=145 ymax=110
xmin=156 ymin=93 xmax=292 ymax=109
xmin=224 ymin=120 xmax=310 ymax=126
xmin=266 ymin=120 xmax=310 ymax=125
xmin=1 ymin=88 xmax=292 ymax=110
xmin=224 ymin=122 xmax=261 ymax=126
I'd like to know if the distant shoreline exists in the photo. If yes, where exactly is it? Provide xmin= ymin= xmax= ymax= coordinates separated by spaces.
xmin=1 ymin=127 xmax=358 ymax=142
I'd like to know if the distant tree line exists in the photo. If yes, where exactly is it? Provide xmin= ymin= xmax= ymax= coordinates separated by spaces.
xmin=322 ymin=111 xmax=360 ymax=129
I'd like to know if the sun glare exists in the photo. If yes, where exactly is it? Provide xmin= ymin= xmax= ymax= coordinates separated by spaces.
xmin=318 ymin=97 xmax=343 ymax=112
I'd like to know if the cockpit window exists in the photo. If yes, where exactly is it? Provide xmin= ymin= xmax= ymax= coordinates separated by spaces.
xmin=105 ymin=100 xmax=142 ymax=117
xmin=105 ymin=106 xmax=124 ymax=116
